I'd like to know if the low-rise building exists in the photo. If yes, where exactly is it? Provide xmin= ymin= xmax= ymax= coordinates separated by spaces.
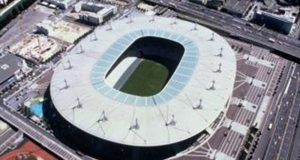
xmin=0 ymin=50 xmax=31 ymax=94
xmin=43 ymin=0 xmax=75 ymax=9
xmin=189 ymin=0 xmax=208 ymax=5
xmin=222 ymin=0 xmax=252 ymax=17
xmin=36 ymin=19 xmax=92 ymax=44
xmin=74 ymin=2 xmax=117 ymax=25
xmin=189 ymin=0 xmax=226 ymax=10
xmin=254 ymin=8 xmax=297 ymax=34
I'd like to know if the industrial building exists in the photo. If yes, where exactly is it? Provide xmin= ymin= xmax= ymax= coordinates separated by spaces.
xmin=0 ymin=50 xmax=31 ymax=94
xmin=44 ymin=16 xmax=236 ymax=160
xmin=74 ymin=2 xmax=117 ymax=25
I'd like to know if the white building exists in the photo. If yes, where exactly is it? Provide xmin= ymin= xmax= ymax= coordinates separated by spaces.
xmin=254 ymin=9 xmax=297 ymax=34
xmin=43 ymin=0 xmax=76 ymax=9
xmin=75 ymin=2 xmax=117 ymax=25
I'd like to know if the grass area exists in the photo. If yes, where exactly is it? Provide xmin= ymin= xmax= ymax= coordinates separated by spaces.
xmin=26 ymin=155 xmax=37 ymax=160
xmin=120 ymin=59 xmax=169 ymax=96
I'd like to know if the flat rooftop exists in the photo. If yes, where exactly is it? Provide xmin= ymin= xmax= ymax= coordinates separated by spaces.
xmin=0 ymin=51 xmax=22 ymax=84
xmin=223 ymin=0 xmax=253 ymax=16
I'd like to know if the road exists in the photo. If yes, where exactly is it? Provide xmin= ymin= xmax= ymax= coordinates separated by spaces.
xmin=264 ymin=64 xmax=300 ymax=160
xmin=0 ymin=3 xmax=54 ymax=48
xmin=144 ymin=0 xmax=300 ymax=59
xmin=253 ymin=63 xmax=300 ymax=160
xmin=217 ymin=45 xmax=284 ymax=159
xmin=0 ymin=128 xmax=19 ymax=155
xmin=0 ymin=103 xmax=86 ymax=160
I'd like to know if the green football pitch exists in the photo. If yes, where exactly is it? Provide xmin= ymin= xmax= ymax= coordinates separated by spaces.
xmin=120 ymin=59 xmax=169 ymax=96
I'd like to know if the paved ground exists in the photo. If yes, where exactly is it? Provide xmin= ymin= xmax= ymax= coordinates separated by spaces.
xmin=260 ymin=64 xmax=300 ymax=160
xmin=171 ymin=37 xmax=291 ymax=160
xmin=0 ymin=128 xmax=17 ymax=155
xmin=0 ymin=4 xmax=54 ymax=48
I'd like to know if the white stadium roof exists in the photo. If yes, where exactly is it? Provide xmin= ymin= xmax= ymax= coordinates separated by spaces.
xmin=50 ymin=16 xmax=236 ymax=147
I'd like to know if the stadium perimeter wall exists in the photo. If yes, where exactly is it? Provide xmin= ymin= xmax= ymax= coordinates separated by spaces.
xmin=43 ymin=88 xmax=206 ymax=160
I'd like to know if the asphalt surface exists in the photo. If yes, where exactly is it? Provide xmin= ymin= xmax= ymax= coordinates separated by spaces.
xmin=264 ymin=64 xmax=300 ymax=160
xmin=0 ymin=4 xmax=54 ymax=48
xmin=290 ymin=110 xmax=300 ymax=160
xmin=0 ymin=130 xmax=23 ymax=155
xmin=0 ymin=101 xmax=87 ymax=160
xmin=144 ymin=0 xmax=300 ymax=59
xmin=253 ymin=63 xmax=300 ymax=160
xmin=171 ymin=39 xmax=289 ymax=160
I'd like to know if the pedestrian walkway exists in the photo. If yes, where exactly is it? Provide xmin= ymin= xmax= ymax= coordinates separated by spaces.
xmin=231 ymin=121 xmax=248 ymax=136
xmin=253 ymin=96 xmax=271 ymax=128
xmin=215 ymin=151 xmax=235 ymax=160
xmin=243 ymin=54 xmax=275 ymax=68
xmin=245 ymin=77 xmax=267 ymax=89
xmin=231 ymin=97 xmax=258 ymax=113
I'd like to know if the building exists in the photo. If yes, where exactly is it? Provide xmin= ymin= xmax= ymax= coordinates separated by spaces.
xmin=222 ymin=0 xmax=253 ymax=17
xmin=74 ymin=2 xmax=117 ymax=25
xmin=44 ymin=16 xmax=236 ymax=160
xmin=189 ymin=0 xmax=225 ymax=9
xmin=207 ymin=0 xmax=225 ymax=10
xmin=36 ymin=19 xmax=92 ymax=44
xmin=254 ymin=8 xmax=297 ymax=34
xmin=189 ymin=0 xmax=207 ymax=5
xmin=0 ymin=120 xmax=8 ymax=134
xmin=43 ymin=0 xmax=75 ymax=9
xmin=137 ymin=2 xmax=155 ymax=12
xmin=0 ymin=50 xmax=31 ymax=94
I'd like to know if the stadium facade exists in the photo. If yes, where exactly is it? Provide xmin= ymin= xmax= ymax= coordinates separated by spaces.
xmin=44 ymin=16 xmax=236 ymax=160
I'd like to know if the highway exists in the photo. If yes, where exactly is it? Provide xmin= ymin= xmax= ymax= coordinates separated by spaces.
xmin=264 ymin=64 xmax=300 ymax=160
xmin=0 ymin=103 xmax=85 ymax=160
xmin=252 ymin=63 xmax=300 ymax=160
xmin=217 ymin=45 xmax=284 ymax=159
xmin=145 ymin=0 xmax=300 ymax=59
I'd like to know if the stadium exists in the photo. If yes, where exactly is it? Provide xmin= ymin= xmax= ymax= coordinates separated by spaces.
xmin=43 ymin=16 xmax=236 ymax=160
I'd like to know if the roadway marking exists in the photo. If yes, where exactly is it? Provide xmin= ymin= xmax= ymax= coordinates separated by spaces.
xmin=0 ymin=130 xmax=23 ymax=155
xmin=0 ymin=108 xmax=82 ymax=160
